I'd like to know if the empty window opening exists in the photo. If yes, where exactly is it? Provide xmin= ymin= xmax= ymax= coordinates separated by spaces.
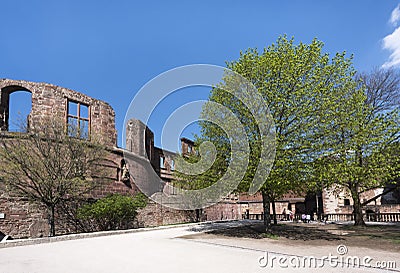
xmin=67 ymin=100 xmax=90 ymax=139
xmin=160 ymin=156 xmax=165 ymax=169
xmin=8 ymin=90 xmax=32 ymax=132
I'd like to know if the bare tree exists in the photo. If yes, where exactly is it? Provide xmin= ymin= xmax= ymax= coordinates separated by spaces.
xmin=355 ymin=68 xmax=400 ymax=210
xmin=0 ymin=118 xmax=107 ymax=236
xmin=358 ymin=67 xmax=400 ymax=115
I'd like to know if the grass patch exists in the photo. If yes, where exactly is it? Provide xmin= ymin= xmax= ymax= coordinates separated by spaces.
xmin=263 ymin=233 xmax=279 ymax=240
xmin=391 ymin=238 xmax=400 ymax=244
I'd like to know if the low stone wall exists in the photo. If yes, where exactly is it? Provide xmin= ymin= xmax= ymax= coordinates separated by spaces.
xmin=203 ymin=202 xmax=241 ymax=221
xmin=136 ymin=201 xmax=244 ymax=228
xmin=0 ymin=194 xmax=243 ymax=239
xmin=0 ymin=195 xmax=48 ymax=238
xmin=239 ymin=201 xmax=293 ymax=216
xmin=136 ymin=202 xmax=196 ymax=227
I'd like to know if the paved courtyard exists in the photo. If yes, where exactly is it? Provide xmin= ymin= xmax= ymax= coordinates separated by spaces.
xmin=0 ymin=221 xmax=398 ymax=273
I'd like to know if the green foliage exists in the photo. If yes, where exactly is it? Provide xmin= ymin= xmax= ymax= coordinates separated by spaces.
xmin=188 ymin=36 xmax=361 ymax=198
xmin=174 ymin=36 xmax=400 ymax=227
xmin=263 ymin=233 xmax=279 ymax=240
xmin=174 ymin=138 xmax=228 ymax=191
xmin=77 ymin=193 xmax=147 ymax=231
xmin=227 ymin=36 xmax=364 ymax=197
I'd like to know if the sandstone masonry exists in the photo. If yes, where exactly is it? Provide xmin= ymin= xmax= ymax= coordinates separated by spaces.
xmin=0 ymin=79 xmax=242 ymax=238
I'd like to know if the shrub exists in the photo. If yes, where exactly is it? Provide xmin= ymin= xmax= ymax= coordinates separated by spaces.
xmin=77 ymin=193 xmax=147 ymax=231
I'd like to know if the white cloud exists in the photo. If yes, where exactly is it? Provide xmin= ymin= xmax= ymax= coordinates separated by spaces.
xmin=390 ymin=4 xmax=400 ymax=26
xmin=382 ymin=4 xmax=400 ymax=68
xmin=382 ymin=26 xmax=400 ymax=68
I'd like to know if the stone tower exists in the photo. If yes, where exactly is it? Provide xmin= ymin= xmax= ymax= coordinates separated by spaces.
xmin=126 ymin=118 xmax=154 ymax=161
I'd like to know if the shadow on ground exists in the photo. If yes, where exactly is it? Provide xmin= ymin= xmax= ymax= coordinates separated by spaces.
xmin=184 ymin=221 xmax=400 ymax=251
xmin=197 ymin=223 xmax=344 ymax=241
xmin=337 ymin=223 xmax=400 ymax=244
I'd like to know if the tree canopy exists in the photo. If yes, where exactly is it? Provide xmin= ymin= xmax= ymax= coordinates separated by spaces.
xmin=175 ymin=35 xmax=400 ymax=227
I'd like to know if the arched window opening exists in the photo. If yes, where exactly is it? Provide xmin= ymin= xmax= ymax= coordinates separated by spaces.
xmin=0 ymin=88 xmax=32 ymax=132
xmin=9 ymin=91 xmax=32 ymax=132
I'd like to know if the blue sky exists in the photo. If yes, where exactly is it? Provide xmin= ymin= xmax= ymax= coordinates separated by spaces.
xmin=1 ymin=0 xmax=400 ymax=151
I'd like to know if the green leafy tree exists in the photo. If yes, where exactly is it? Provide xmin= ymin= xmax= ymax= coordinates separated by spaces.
xmin=77 ymin=193 xmax=147 ymax=231
xmin=180 ymin=36 xmax=367 ymax=229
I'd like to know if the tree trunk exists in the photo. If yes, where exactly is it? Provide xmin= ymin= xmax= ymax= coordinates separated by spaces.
xmin=351 ymin=187 xmax=366 ymax=226
xmin=262 ymin=191 xmax=271 ymax=231
xmin=353 ymin=149 xmax=366 ymax=227
xmin=271 ymin=199 xmax=277 ymax=225
xmin=48 ymin=205 xmax=56 ymax=237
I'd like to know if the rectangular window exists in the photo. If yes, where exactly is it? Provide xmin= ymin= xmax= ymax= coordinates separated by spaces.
xmin=67 ymin=100 xmax=90 ymax=139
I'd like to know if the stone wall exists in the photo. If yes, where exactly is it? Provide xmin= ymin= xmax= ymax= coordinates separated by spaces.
xmin=136 ymin=202 xmax=196 ymax=227
xmin=203 ymin=202 xmax=241 ymax=221
xmin=323 ymin=186 xmax=387 ymax=214
xmin=0 ymin=140 xmax=238 ymax=238
xmin=0 ymin=79 xmax=245 ymax=239
xmin=377 ymin=204 xmax=400 ymax=213
xmin=136 ymin=202 xmax=244 ymax=226
xmin=0 ymin=79 xmax=116 ymax=146
xmin=0 ymin=193 xmax=49 ymax=238
xmin=181 ymin=137 xmax=195 ymax=157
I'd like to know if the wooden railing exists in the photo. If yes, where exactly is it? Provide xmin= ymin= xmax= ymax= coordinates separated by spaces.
xmin=243 ymin=213 xmax=400 ymax=222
